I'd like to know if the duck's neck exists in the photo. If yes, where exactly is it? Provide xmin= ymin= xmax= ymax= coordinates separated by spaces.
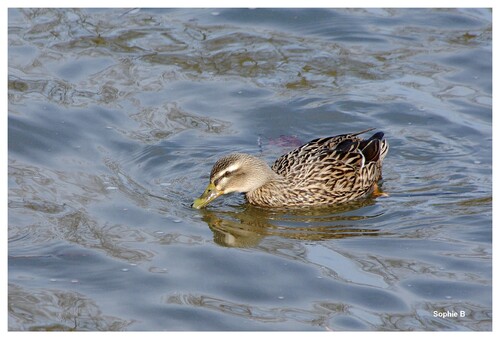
xmin=245 ymin=175 xmax=291 ymax=207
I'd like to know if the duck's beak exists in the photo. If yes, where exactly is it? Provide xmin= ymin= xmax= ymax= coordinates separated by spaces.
xmin=192 ymin=182 xmax=223 ymax=209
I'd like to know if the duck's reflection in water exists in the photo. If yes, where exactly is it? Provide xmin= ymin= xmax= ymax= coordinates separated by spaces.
xmin=198 ymin=199 xmax=386 ymax=247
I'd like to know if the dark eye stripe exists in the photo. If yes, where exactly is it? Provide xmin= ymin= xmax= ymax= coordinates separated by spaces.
xmin=213 ymin=170 xmax=233 ymax=186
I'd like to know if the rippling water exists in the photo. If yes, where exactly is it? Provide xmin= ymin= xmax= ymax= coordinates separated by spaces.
xmin=8 ymin=8 xmax=491 ymax=331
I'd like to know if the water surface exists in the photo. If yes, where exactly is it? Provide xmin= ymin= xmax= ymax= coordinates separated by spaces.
xmin=8 ymin=8 xmax=491 ymax=331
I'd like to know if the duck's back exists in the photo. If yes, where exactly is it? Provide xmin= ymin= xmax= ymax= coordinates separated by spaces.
xmin=268 ymin=129 xmax=389 ymax=205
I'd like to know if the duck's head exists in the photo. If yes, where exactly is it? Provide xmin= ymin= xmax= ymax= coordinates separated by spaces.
xmin=192 ymin=153 xmax=277 ymax=209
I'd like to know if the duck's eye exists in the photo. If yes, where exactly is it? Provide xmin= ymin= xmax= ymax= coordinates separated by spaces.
xmin=214 ymin=171 xmax=232 ymax=186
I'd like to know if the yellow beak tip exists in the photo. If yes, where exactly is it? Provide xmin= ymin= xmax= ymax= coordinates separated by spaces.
xmin=191 ymin=198 xmax=206 ymax=209
xmin=192 ymin=183 xmax=222 ymax=209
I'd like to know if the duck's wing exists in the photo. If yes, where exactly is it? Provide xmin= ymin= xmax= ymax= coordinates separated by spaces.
xmin=276 ymin=131 xmax=388 ymax=203
xmin=271 ymin=128 xmax=382 ymax=177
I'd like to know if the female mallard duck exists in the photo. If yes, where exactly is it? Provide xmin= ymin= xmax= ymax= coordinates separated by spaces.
xmin=192 ymin=128 xmax=388 ymax=209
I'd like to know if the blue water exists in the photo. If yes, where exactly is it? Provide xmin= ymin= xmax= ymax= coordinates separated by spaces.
xmin=8 ymin=8 xmax=491 ymax=330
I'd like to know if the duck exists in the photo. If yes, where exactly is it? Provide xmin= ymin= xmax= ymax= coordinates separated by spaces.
xmin=192 ymin=128 xmax=388 ymax=209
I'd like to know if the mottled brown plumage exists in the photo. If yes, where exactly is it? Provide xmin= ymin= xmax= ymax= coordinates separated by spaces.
xmin=192 ymin=128 xmax=389 ymax=209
